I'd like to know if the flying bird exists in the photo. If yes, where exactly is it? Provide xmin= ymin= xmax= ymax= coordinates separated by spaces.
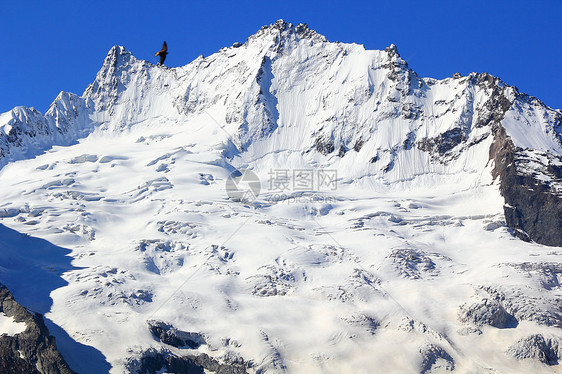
xmin=155 ymin=41 xmax=168 ymax=66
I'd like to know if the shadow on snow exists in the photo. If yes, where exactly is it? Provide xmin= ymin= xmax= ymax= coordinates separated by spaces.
xmin=0 ymin=223 xmax=111 ymax=373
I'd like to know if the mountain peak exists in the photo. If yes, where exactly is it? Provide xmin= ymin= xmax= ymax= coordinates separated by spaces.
xmin=246 ymin=19 xmax=328 ymax=49
xmin=2 ymin=20 xmax=562 ymax=374
xmin=107 ymin=45 xmax=131 ymax=57
xmin=260 ymin=19 xmax=315 ymax=36
xmin=82 ymin=45 xmax=146 ymax=114
xmin=384 ymin=43 xmax=399 ymax=57
xmin=101 ymin=45 xmax=134 ymax=68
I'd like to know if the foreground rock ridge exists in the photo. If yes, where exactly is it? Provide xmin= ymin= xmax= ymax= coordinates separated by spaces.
xmin=0 ymin=19 xmax=561 ymax=374
xmin=0 ymin=283 xmax=75 ymax=373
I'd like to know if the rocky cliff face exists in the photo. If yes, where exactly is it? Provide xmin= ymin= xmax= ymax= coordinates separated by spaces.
xmin=0 ymin=283 xmax=75 ymax=374
xmin=491 ymin=124 xmax=562 ymax=246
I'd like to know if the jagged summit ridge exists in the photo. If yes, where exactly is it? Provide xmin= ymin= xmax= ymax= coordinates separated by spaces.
xmin=0 ymin=91 xmax=92 ymax=166
xmin=245 ymin=19 xmax=328 ymax=49
xmin=1 ymin=20 xmax=561 ymax=244
xmin=1 ymin=19 xmax=561 ymax=165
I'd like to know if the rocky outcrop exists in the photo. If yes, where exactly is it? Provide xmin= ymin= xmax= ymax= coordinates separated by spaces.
xmin=508 ymin=262 xmax=562 ymax=290
xmin=132 ymin=321 xmax=249 ymax=374
xmin=417 ymin=127 xmax=466 ymax=156
xmin=460 ymin=285 xmax=562 ymax=329
xmin=419 ymin=343 xmax=454 ymax=373
xmin=0 ymin=93 xmax=93 ymax=169
xmin=148 ymin=320 xmax=206 ymax=349
xmin=490 ymin=125 xmax=562 ymax=246
xmin=127 ymin=348 xmax=249 ymax=374
xmin=386 ymin=248 xmax=439 ymax=279
xmin=507 ymin=334 xmax=561 ymax=365
xmin=0 ymin=283 xmax=75 ymax=374
xmin=458 ymin=297 xmax=518 ymax=329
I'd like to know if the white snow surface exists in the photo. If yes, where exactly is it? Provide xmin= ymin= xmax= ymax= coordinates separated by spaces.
xmin=0 ymin=312 xmax=27 ymax=336
xmin=0 ymin=20 xmax=561 ymax=373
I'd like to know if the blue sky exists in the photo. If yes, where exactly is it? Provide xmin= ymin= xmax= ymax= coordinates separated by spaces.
xmin=1 ymin=0 xmax=561 ymax=114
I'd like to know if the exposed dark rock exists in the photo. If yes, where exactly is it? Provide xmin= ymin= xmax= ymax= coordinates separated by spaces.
xmin=0 ymin=283 xmax=75 ymax=374
xmin=384 ymin=44 xmax=399 ymax=58
xmin=507 ymin=335 xmax=561 ymax=365
xmin=489 ymin=125 xmax=562 ymax=246
xmin=314 ymin=136 xmax=335 ymax=155
xmin=398 ymin=318 xmax=444 ymax=342
xmin=383 ymin=160 xmax=394 ymax=173
xmin=0 ymin=344 xmax=40 ymax=374
xmin=403 ymin=131 xmax=415 ymax=150
xmin=353 ymin=139 xmax=364 ymax=152
xmin=342 ymin=314 xmax=379 ymax=335
xmin=400 ymin=103 xmax=422 ymax=120
xmin=419 ymin=343 xmax=454 ymax=373
xmin=0 ymin=107 xmax=51 ymax=167
xmin=473 ymin=285 xmax=562 ymax=328
xmin=474 ymin=80 xmax=513 ymax=129
xmin=417 ymin=127 xmax=466 ymax=156
xmin=248 ymin=265 xmax=297 ymax=297
xmin=387 ymin=248 xmax=440 ymax=279
xmin=417 ymin=74 xmax=514 ymax=162
xmin=476 ymin=72 xmax=496 ymax=87
xmin=504 ymin=295 xmax=562 ymax=328
xmin=148 ymin=320 xmax=206 ymax=349
xmin=436 ymin=128 xmax=465 ymax=154
xmin=129 ymin=348 xmax=249 ymax=374
xmin=135 ymin=349 xmax=204 ymax=374
xmin=553 ymin=115 xmax=562 ymax=145
xmin=338 ymin=145 xmax=347 ymax=157
xmin=458 ymin=298 xmax=518 ymax=328
xmin=382 ymin=44 xmax=412 ymax=85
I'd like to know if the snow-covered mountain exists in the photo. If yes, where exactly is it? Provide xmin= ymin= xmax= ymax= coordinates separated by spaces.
xmin=0 ymin=20 xmax=561 ymax=373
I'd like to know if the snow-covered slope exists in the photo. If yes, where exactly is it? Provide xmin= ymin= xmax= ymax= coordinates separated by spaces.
xmin=0 ymin=20 xmax=561 ymax=373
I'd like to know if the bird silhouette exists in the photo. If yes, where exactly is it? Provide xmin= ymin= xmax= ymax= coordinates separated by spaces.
xmin=155 ymin=41 xmax=168 ymax=66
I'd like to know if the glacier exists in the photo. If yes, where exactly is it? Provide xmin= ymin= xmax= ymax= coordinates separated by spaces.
xmin=0 ymin=20 xmax=561 ymax=373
